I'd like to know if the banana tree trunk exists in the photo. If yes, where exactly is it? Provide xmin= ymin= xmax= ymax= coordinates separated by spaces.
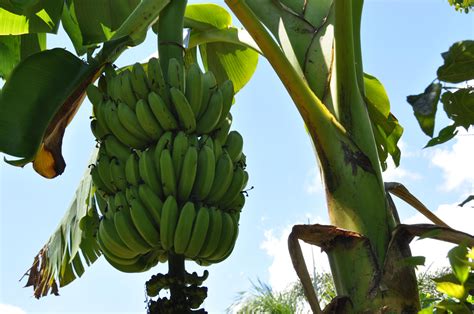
xmin=226 ymin=0 xmax=420 ymax=312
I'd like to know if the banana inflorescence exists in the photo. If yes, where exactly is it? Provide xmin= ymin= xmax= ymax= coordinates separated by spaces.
xmin=87 ymin=58 xmax=249 ymax=273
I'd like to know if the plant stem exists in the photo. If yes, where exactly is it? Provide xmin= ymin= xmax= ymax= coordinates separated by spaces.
xmin=168 ymin=253 xmax=186 ymax=307
xmin=158 ymin=0 xmax=188 ymax=76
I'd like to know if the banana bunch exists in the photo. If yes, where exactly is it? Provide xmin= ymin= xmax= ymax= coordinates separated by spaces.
xmin=87 ymin=58 xmax=249 ymax=272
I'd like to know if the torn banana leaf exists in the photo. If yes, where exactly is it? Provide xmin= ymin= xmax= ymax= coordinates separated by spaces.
xmin=23 ymin=151 xmax=101 ymax=298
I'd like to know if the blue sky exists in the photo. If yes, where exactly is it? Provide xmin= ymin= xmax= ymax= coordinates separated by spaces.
xmin=1 ymin=0 xmax=473 ymax=313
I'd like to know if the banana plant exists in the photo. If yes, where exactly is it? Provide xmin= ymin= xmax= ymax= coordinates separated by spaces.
xmin=0 ymin=0 xmax=473 ymax=313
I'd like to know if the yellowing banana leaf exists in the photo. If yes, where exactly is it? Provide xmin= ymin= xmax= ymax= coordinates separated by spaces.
xmin=0 ymin=33 xmax=46 ymax=79
xmin=0 ymin=48 xmax=101 ymax=178
xmin=0 ymin=0 xmax=63 ymax=35
xmin=23 ymin=155 xmax=101 ymax=298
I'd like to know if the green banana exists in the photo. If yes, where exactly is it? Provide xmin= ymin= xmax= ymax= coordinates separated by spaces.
xmin=87 ymin=84 xmax=105 ymax=107
xmin=96 ymin=154 xmax=116 ymax=194
xmin=103 ymin=135 xmax=131 ymax=162
xmin=103 ymin=100 xmax=148 ymax=149
xmin=213 ymin=113 xmax=232 ymax=144
xmin=97 ymin=234 xmax=141 ymax=266
xmin=131 ymin=62 xmax=150 ymax=100
xmin=125 ymin=186 xmax=139 ymax=204
xmin=138 ymin=184 xmax=163 ymax=225
xmin=118 ymin=70 xmax=138 ymax=110
xmin=153 ymin=132 xmax=173 ymax=181
xmin=114 ymin=209 xmax=152 ymax=254
xmin=198 ymin=207 xmax=223 ymax=258
xmin=173 ymin=202 xmax=196 ymax=254
xmin=177 ymin=145 xmax=198 ymax=202
xmin=172 ymin=131 xmax=189 ymax=180
xmin=117 ymin=101 xmax=151 ymax=142
xmin=220 ymin=166 xmax=246 ymax=208
xmin=204 ymin=213 xmax=239 ymax=264
xmin=98 ymin=217 xmax=137 ymax=258
xmin=170 ymin=87 xmax=196 ymax=133
xmin=138 ymin=149 xmax=163 ymax=197
xmin=198 ymin=71 xmax=217 ymax=119
xmin=224 ymin=130 xmax=243 ymax=163
xmin=185 ymin=63 xmax=203 ymax=117
xmin=168 ymin=58 xmax=184 ymax=92
xmin=113 ymin=191 xmax=129 ymax=210
xmin=93 ymin=101 xmax=111 ymax=134
xmin=95 ymin=191 xmax=110 ymax=218
xmin=160 ymin=195 xmax=179 ymax=251
xmin=226 ymin=192 xmax=246 ymax=212
xmin=160 ymin=148 xmax=177 ymax=197
xmin=91 ymin=164 xmax=113 ymax=195
xmin=184 ymin=205 xmax=210 ymax=258
xmin=90 ymin=119 xmax=109 ymax=140
xmin=106 ymin=75 xmax=121 ymax=102
xmin=135 ymin=99 xmax=164 ymax=140
xmin=199 ymin=134 xmax=214 ymax=151
xmin=196 ymin=88 xmax=223 ymax=134
xmin=147 ymin=57 xmax=168 ymax=103
xmin=219 ymin=80 xmax=234 ymax=125
xmin=206 ymin=152 xmax=234 ymax=204
xmin=191 ymin=145 xmax=215 ymax=200
xmin=110 ymin=158 xmax=127 ymax=191
xmin=148 ymin=91 xmax=178 ymax=131
xmin=213 ymin=138 xmax=223 ymax=160
xmin=129 ymin=199 xmax=161 ymax=247
xmin=125 ymin=153 xmax=141 ymax=186
xmin=207 ymin=211 xmax=235 ymax=261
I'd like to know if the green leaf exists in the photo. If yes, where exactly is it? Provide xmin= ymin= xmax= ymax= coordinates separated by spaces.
xmin=199 ymin=41 xmax=258 ymax=93
xmin=435 ymin=300 xmax=472 ymax=314
xmin=0 ymin=33 xmax=45 ymax=79
xmin=0 ymin=48 xmax=94 ymax=170
xmin=449 ymin=245 xmax=471 ymax=284
xmin=69 ymin=0 xmax=140 ymax=45
xmin=188 ymin=26 xmax=261 ymax=54
xmin=0 ymin=0 xmax=63 ymax=35
xmin=24 ymin=157 xmax=101 ymax=298
xmin=364 ymin=73 xmax=390 ymax=117
xmin=442 ymin=88 xmax=474 ymax=130
xmin=437 ymin=40 xmax=474 ymax=83
xmin=433 ymin=273 xmax=467 ymax=299
xmin=364 ymin=73 xmax=403 ymax=168
xmin=425 ymin=124 xmax=458 ymax=148
xmin=184 ymin=3 xmax=232 ymax=30
xmin=407 ymin=83 xmax=442 ymax=137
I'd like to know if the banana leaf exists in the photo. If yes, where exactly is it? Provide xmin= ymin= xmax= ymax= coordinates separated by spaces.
xmin=23 ymin=151 xmax=101 ymax=298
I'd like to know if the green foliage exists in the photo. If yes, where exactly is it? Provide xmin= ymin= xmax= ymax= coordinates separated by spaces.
xmin=419 ymin=245 xmax=474 ymax=313
xmin=448 ymin=0 xmax=474 ymax=13
xmin=364 ymin=73 xmax=403 ymax=169
xmin=0 ymin=0 xmax=63 ymax=35
xmin=0 ymin=33 xmax=45 ymax=79
xmin=407 ymin=40 xmax=474 ymax=148
xmin=0 ymin=48 xmax=92 ymax=163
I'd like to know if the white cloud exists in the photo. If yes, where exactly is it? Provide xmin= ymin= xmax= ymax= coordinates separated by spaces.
xmin=305 ymin=167 xmax=323 ymax=195
xmin=406 ymin=202 xmax=474 ymax=271
xmin=261 ymin=220 xmax=330 ymax=292
xmin=0 ymin=304 xmax=26 ymax=314
xmin=430 ymin=130 xmax=474 ymax=191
